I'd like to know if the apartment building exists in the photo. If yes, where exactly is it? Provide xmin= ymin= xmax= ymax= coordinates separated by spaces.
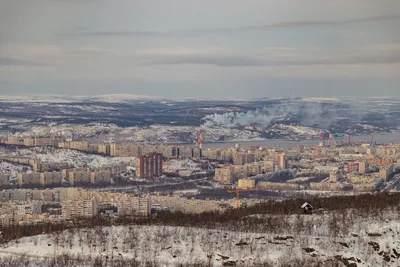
xmin=380 ymin=165 xmax=394 ymax=181
xmin=353 ymin=183 xmax=375 ymax=192
xmin=309 ymin=183 xmax=344 ymax=191
xmin=245 ymin=162 xmax=262 ymax=176
xmin=0 ymin=190 xmax=27 ymax=202
xmin=18 ymin=173 xmax=41 ymax=187
xmin=151 ymin=196 xmax=234 ymax=214
xmin=68 ymin=169 xmax=91 ymax=186
xmin=136 ymin=153 xmax=163 ymax=178
xmin=116 ymin=197 xmax=150 ymax=217
xmin=358 ymin=161 xmax=368 ymax=174
xmin=58 ymin=140 xmax=89 ymax=151
xmin=214 ymin=165 xmax=236 ymax=185
xmin=348 ymin=174 xmax=376 ymax=184
xmin=0 ymin=175 xmax=9 ymax=187
xmin=277 ymin=153 xmax=286 ymax=170
xmin=110 ymin=143 xmax=141 ymax=157
xmin=39 ymin=171 xmax=63 ymax=186
xmin=90 ymin=171 xmax=112 ymax=184
xmin=233 ymin=165 xmax=248 ymax=178
xmin=263 ymin=159 xmax=275 ymax=173
xmin=258 ymin=182 xmax=300 ymax=191
xmin=61 ymin=199 xmax=98 ymax=219
xmin=233 ymin=153 xmax=255 ymax=165
xmin=238 ymin=179 xmax=256 ymax=189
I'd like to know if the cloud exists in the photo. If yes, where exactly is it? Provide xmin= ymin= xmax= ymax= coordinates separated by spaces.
xmin=140 ymin=45 xmax=400 ymax=67
xmin=66 ymin=14 xmax=400 ymax=37
xmin=0 ymin=57 xmax=50 ymax=66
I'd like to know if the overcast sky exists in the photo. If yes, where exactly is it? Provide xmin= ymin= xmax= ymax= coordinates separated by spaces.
xmin=1 ymin=0 xmax=400 ymax=98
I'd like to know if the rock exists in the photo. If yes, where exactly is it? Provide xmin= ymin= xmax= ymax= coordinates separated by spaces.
xmin=235 ymin=241 xmax=249 ymax=246
xmin=339 ymin=242 xmax=349 ymax=248
xmin=274 ymin=236 xmax=289 ymax=241
xmin=368 ymin=241 xmax=380 ymax=252
xmin=393 ymin=248 xmax=400 ymax=258
xmin=382 ymin=252 xmax=391 ymax=262
xmin=366 ymin=232 xmax=382 ymax=237
xmin=303 ymin=247 xmax=315 ymax=253
xmin=222 ymin=261 xmax=237 ymax=266
xmin=217 ymin=254 xmax=230 ymax=260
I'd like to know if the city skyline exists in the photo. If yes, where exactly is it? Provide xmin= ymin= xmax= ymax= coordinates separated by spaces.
xmin=1 ymin=0 xmax=400 ymax=98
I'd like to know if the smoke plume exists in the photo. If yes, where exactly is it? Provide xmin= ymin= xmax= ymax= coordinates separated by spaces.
xmin=202 ymin=102 xmax=354 ymax=130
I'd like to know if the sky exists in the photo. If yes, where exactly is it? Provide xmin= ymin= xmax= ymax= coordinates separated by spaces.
xmin=0 ymin=0 xmax=400 ymax=98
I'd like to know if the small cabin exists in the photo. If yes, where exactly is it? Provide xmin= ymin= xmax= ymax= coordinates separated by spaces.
xmin=301 ymin=202 xmax=313 ymax=214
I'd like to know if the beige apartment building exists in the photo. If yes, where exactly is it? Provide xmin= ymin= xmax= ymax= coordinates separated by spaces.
xmin=0 ymin=175 xmax=9 ymax=187
xmin=151 ymin=195 xmax=234 ymax=214
xmin=40 ymin=171 xmax=63 ymax=186
xmin=234 ymin=165 xmax=248 ymax=178
xmin=116 ymin=197 xmax=150 ymax=217
xmin=380 ymin=165 xmax=394 ymax=181
xmin=90 ymin=171 xmax=112 ymax=184
xmin=258 ymin=182 xmax=300 ymax=191
xmin=309 ymin=183 xmax=344 ymax=191
xmin=68 ymin=169 xmax=91 ymax=186
xmin=262 ymin=159 xmax=276 ymax=173
xmin=214 ymin=165 xmax=236 ymax=185
xmin=18 ymin=173 xmax=41 ymax=187
xmin=61 ymin=199 xmax=98 ymax=219
xmin=245 ymin=162 xmax=262 ymax=176
xmin=353 ymin=183 xmax=375 ymax=192
xmin=238 ymin=179 xmax=256 ymax=189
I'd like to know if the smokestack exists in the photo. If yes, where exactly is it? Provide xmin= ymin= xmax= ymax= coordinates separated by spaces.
xmin=199 ymin=120 xmax=203 ymax=149
xmin=195 ymin=130 xmax=199 ymax=148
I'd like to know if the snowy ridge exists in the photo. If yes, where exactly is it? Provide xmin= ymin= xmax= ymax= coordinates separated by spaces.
xmin=1 ymin=211 xmax=399 ymax=266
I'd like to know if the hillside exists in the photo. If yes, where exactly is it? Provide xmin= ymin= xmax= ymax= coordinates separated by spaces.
xmin=1 ymin=209 xmax=400 ymax=266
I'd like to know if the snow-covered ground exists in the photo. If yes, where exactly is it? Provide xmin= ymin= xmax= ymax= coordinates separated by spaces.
xmin=163 ymin=159 xmax=205 ymax=176
xmin=0 ymin=147 xmax=132 ymax=169
xmin=1 ymin=211 xmax=399 ymax=266
xmin=6 ymin=123 xmax=265 ymax=144
xmin=0 ymin=161 xmax=32 ymax=178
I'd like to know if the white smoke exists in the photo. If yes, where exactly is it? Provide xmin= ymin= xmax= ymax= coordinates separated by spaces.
xmin=202 ymin=102 xmax=353 ymax=129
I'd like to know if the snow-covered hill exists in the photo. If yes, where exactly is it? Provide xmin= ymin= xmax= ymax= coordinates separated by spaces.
xmin=1 ymin=211 xmax=399 ymax=266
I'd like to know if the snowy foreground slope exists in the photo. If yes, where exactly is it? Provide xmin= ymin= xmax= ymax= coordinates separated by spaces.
xmin=1 ymin=212 xmax=399 ymax=267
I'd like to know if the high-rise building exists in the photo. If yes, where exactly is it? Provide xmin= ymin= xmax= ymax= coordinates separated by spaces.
xmin=277 ymin=153 xmax=286 ymax=170
xmin=136 ymin=153 xmax=163 ymax=178
xmin=358 ymin=161 xmax=368 ymax=174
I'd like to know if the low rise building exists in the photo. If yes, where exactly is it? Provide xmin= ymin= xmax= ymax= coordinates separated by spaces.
xmin=238 ymin=179 xmax=256 ymax=189
xmin=258 ymin=182 xmax=300 ymax=191
xmin=309 ymin=183 xmax=344 ymax=191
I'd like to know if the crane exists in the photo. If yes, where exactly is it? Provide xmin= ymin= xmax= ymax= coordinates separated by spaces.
xmin=227 ymin=188 xmax=255 ymax=209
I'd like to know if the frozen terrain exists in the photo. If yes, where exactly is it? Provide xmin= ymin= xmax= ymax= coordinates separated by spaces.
xmin=1 ymin=211 xmax=399 ymax=266
xmin=1 ymin=96 xmax=400 ymax=144
xmin=0 ymin=146 xmax=132 ymax=169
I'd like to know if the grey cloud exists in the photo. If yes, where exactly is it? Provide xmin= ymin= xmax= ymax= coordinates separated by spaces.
xmin=0 ymin=57 xmax=51 ymax=66
xmin=62 ymin=30 xmax=166 ymax=37
xmin=66 ymin=14 xmax=400 ymax=37
xmin=143 ymin=49 xmax=400 ymax=67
